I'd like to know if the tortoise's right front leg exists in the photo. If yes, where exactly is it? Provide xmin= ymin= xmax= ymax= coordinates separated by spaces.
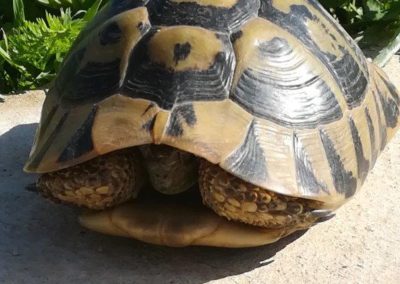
xmin=37 ymin=149 xmax=144 ymax=210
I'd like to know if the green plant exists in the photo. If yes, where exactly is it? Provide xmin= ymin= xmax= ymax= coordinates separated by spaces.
xmin=0 ymin=0 xmax=101 ymax=27
xmin=321 ymin=1 xmax=400 ymax=41
xmin=0 ymin=0 xmax=103 ymax=93
xmin=35 ymin=0 xmax=101 ymax=11
xmin=320 ymin=0 xmax=400 ymax=65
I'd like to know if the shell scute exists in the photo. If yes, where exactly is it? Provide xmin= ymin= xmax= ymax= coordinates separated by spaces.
xmin=55 ymin=7 xmax=151 ymax=104
xmin=230 ymin=17 xmax=345 ymax=129
xmin=259 ymin=0 xmax=369 ymax=109
xmin=121 ymin=26 xmax=235 ymax=110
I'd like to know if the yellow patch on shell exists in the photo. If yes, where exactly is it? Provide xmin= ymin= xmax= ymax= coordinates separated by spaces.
xmin=171 ymin=0 xmax=238 ymax=8
xmin=152 ymin=110 xmax=171 ymax=144
xmin=25 ymin=93 xmax=59 ymax=158
xmin=148 ymin=26 xmax=224 ymax=72
xmin=92 ymin=95 xmax=157 ymax=154
xmin=160 ymin=100 xmax=253 ymax=164
xmin=271 ymin=0 xmax=305 ymax=13
xmin=80 ymin=7 xmax=150 ymax=82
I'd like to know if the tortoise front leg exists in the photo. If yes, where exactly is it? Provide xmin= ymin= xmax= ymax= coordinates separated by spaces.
xmin=37 ymin=149 xmax=144 ymax=210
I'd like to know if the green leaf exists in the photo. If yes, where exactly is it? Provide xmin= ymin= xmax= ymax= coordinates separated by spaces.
xmin=363 ymin=0 xmax=386 ymax=21
xmin=12 ymin=0 xmax=26 ymax=25
xmin=0 ymin=44 xmax=26 ymax=72
xmin=379 ymin=2 xmax=400 ymax=22
xmin=83 ymin=0 xmax=104 ymax=22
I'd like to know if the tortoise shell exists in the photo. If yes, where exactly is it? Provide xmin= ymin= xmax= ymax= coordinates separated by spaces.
xmin=25 ymin=0 xmax=400 ymax=208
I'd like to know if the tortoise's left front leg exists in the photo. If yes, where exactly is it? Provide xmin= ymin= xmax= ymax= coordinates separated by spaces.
xmin=37 ymin=149 xmax=144 ymax=210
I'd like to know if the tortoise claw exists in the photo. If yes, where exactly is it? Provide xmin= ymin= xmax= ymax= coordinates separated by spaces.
xmin=311 ymin=209 xmax=336 ymax=224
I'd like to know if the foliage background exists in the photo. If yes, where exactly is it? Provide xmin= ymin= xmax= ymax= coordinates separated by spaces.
xmin=320 ymin=0 xmax=400 ymax=48
xmin=1 ymin=0 xmax=400 ymax=93
xmin=0 ymin=0 xmax=104 ymax=93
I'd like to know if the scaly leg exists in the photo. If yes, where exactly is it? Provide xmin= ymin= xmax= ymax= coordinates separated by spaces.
xmin=199 ymin=160 xmax=331 ymax=229
xmin=37 ymin=149 xmax=144 ymax=210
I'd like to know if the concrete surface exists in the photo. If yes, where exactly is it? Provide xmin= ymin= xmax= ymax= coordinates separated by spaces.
xmin=1 ymin=57 xmax=400 ymax=284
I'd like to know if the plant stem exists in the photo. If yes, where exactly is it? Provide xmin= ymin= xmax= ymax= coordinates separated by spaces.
xmin=374 ymin=30 xmax=400 ymax=68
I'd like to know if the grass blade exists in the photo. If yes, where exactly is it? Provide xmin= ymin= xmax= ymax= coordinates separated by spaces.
xmin=83 ymin=0 xmax=103 ymax=22
xmin=1 ymin=29 xmax=9 ymax=52
xmin=12 ymin=0 xmax=26 ymax=25
xmin=0 ymin=45 xmax=26 ymax=72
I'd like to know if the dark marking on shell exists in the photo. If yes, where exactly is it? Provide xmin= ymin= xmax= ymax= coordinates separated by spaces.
xmin=69 ymin=0 xmax=148 ymax=53
xmin=142 ymin=115 xmax=157 ymax=132
xmin=58 ymin=107 xmax=98 ymax=163
xmin=259 ymin=1 xmax=368 ymax=109
xmin=58 ymin=59 xmax=121 ymax=104
xmin=99 ymin=22 xmax=122 ymax=45
xmin=54 ymin=47 xmax=86 ymax=99
xmin=365 ymin=108 xmax=378 ymax=167
xmin=166 ymin=119 xmax=184 ymax=137
xmin=378 ymin=73 xmax=400 ymax=105
xmin=372 ymin=91 xmax=388 ymax=150
xmin=36 ymin=104 xmax=59 ymax=142
xmin=177 ymin=104 xmax=197 ymax=126
xmin=137 ymin=21 xmax=151 ymax=35
xmin=166 ymin=104 xmax=197 ymax=137
xmin=146 ymin=0 xmax=260 ymax=32
xmin=330 ymin=47 xmax=368 ymax=108
xmin=293 ymin=133 xmax=328 ymax=194
xmin=137 ymin=22 xmax=144 ymax=29
xmin=320 ymin=129 xmax=357 ymax=198
xmin=349 ymin=117 xmax=369 ymax=183
xmin=142 ymin=103 xmax=156 ymax=116
xmin=224 ymin=121 xmax=268 ymax=184
xmin=382 ymin=96 xmax=399 ymax=129
xmin=231 ymin=37 xmax=342 ymax=128
xmin=375 ymin=73 xmax=400 ymax=129
xmin=231 ymin=30 xmax=243 ymax=43
xmin=28 ymin=113 xmax=69 ymax=169
xmin=173 ymin=42 xmax=191 ymax=65
xmin=122 ymin=30 xmax=233 ymax=110
xmin=376 ymin=84 xmax=399 ymax=129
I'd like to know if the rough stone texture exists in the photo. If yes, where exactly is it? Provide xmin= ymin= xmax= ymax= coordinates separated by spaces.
xmin=1 ymin=58 xmax=400 ymax=283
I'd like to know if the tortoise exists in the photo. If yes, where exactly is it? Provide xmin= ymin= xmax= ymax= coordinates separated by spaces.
xmin=24 ymin=0 xmax=400 ymax=248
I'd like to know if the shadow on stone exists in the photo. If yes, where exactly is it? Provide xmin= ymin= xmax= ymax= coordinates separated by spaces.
xmin=0 ymin=123 xmax=309 ymax=283
xmin=0 ymin=123 xmax=38 ymax=178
